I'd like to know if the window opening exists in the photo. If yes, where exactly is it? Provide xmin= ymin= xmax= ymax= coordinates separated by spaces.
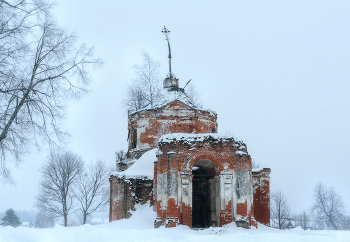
xmin=132 ymin=128 xmax=137 ymax=149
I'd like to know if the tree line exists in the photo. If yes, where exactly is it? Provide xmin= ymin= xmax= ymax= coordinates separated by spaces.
xmin=271 ymin=183 xmax=349 ymax=230
xmin=1 ymin=151 xmax=108 ymax=228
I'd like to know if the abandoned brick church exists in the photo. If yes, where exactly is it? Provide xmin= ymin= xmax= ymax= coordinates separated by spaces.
xmin=109 ymin=27 xmax=271 ymax=229
xmin=109 ymin=76 xmax=271 ymax=228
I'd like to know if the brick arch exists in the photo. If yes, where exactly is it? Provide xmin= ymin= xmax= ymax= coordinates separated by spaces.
xmin=183 ymin=152 xmax=225 ymax=173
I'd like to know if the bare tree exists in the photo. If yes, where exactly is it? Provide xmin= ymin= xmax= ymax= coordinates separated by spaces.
xmin=123 ymin=51 xmax=163 ymax=112
xmin=270 ymin=191 xmax=291 ymax=229
xmin=124 ymin=85 xmax=147 ymax=112
xmin=341 ymin=215 xmax=350 ymax=230
xmin=312 ymin=183 xmax=344 ymax=230
xmin=34 ymin=209 xmax=55 ymax=228
xmin=35 ymin=151 xmax=84 ymax=227
xmin=294 ymin=211 xmax=310 ymax=230
xmin=115 ymin=149 xmax=127 ymax=162
xmin=0 ymin=1 xmax=102 ymax=183
xmin=74 ymin=160 xmax=108 ymax=224
xmin=251 ymin=159 xmax=261 ymax=169
xmin=185 ymin=82 xmax=202 ymax=108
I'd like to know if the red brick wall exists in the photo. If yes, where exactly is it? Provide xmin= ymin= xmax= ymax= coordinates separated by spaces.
xmin=109 ymin=176 xmax=153 ymax=222
xmin=110 ymin=99 xmax=271 ymax=229
xmin=128 ymin=101 xmax=217 ymax=155
xmin=252 ymin=168 xmax=271 ymax=226
xmin=155 ymin=135 xmax=254 ymax=228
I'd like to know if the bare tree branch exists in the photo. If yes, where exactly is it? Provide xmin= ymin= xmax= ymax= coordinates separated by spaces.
xmin=123 ymin=51 xmax=163 ymax=112
xmin=312 ymin=183 xmax=344 ymax=230
xmin=0 ymin=1 xmax=102 ymax=183
xmin=270 ymin=191 xmax=291 ymax=229
xmin=35 ymin=151 xmax=84 ymax=227
xmin=185 ymin=82 xmax=202 ymax=108
xmin=74 ymin=160 xmax=108 ymax=224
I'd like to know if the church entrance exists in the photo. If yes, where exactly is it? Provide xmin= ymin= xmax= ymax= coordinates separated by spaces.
xmin=192 ymin=159 xmax=220 ymax=228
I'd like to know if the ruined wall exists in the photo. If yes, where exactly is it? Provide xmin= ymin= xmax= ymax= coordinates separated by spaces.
xmin=128 ymin=101 xmax=217 ymax=157
xmin=109 ymin=176 xmax=153 ymax=222
xmin=154 ymin=134 xmax=255 ymax=228
xmin=252 ymin=168 xmax=271 ymax=226
xmin=110 ymin=96 xmax=271 ymax=229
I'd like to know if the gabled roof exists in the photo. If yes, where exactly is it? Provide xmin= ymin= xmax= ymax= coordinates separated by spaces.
xmin=130 ymin=88 xmax=216 ymax=116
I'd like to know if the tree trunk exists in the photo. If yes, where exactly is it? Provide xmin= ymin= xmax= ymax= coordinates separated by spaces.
xmin=83 ymin=212 xmax=87 ymax=225
xmin=64 ymin=214 xmax=68 ymax=227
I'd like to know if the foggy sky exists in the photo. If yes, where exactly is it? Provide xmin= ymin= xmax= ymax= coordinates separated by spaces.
xmin=1 ymin=0 xmax=349 ymax=217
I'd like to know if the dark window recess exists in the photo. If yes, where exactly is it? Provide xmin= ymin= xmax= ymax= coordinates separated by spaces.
xmin=133 ymin=128 xmax=137 ymax=149
xmin=211 ymin=128 xmax=216 ymax=133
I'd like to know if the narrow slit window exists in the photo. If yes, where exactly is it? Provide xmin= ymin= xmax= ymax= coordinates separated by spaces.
xmin=133 ymin=128 xmax=137 ymax=149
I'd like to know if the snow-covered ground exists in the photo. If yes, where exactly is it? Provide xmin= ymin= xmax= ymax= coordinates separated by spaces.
xmin=1 ymin=203 xmax=349 ymax=242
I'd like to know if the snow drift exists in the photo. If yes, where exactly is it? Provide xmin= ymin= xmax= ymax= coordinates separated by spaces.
xmin=1 ymin=202 xmax=350 ymax=242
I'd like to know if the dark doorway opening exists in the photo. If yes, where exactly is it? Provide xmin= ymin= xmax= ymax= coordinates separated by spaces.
xmin=192 ymin=160 xmax=218 ymax=228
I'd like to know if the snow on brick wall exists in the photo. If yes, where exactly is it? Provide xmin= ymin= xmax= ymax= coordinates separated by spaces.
xmin=154 ymin=133 xmax=258 ymax=228
xmin=109 ymin=176 xmax=153 ymax=222
xmin=110 ymin=93 xmax=271 ymax=229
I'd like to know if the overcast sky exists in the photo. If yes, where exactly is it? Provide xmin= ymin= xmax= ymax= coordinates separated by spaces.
xmin=1 ymin=0 xmax=349 ymax=217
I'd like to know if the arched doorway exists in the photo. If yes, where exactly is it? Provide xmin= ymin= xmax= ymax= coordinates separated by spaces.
xmin=192 ymin=159 xmax=220 ymax=228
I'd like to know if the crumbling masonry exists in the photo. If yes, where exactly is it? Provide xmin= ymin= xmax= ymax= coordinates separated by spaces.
xmin=109 ymin=78 xmax=271 ymax=228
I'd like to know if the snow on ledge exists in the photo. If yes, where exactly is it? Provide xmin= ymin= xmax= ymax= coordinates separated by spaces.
xmin=158 ymin=133 xmax=236 ymax=144
xmin=110 ymin=149 xmax=157 ymax=179
xmin=235 ymin=150 xmax=248 ymax=156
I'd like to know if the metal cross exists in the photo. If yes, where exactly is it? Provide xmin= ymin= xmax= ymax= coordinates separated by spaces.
xmin=161 ymin=26 xmax=172 ymax=77
xmin=161 ymin=26 xmax=170 ymax=41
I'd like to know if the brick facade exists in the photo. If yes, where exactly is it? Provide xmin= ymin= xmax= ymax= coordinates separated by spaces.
xmin=154 ymin=134 xmax=256 ymax=228
xmin=127 ymin=99 xmax=217 ymax=158
xmin=109 ymin=87 xmax=271 ymax=229
xmin=109 ymin=176 xmax=153 ymax=221
xmin=252 ymin=168 xmax=271 ymax=226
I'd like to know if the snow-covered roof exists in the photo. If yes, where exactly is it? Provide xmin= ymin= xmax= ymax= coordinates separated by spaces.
xmin=158 ymin=133 xmax=249 ymax=156
xmin=159 ymin=133 xmax=237 ymax=144
xmin=131 ymin=88 xmax=216 ymax=116
xmin=110 ymin=149 xmax=157 ymax=179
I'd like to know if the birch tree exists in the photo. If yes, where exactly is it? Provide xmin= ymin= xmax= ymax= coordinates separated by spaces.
xmin=312 ymin=183 xmax=344 ymax=230
xmin=74 ymin=160 xmax=108 ymax=224
xmin=0 ymin=0 xmax=101 ymax=183
xmin=123 ymin=51 xmax=163 ymax=112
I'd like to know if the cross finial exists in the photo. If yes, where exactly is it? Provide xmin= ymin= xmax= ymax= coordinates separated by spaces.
xmin=161 ymin=26 xmax=173 ymax=77
xmin=161 ymin=26 xmax=170 ymax=41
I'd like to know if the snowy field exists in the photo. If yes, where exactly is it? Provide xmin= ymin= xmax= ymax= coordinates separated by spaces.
xmin=1 ymin=203 xmax=349 ymax=242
